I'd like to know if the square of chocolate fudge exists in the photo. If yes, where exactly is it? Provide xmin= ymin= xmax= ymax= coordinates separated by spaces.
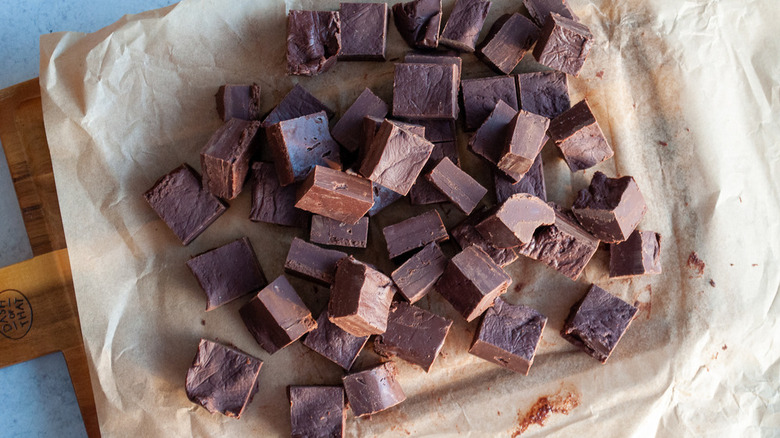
xmin=338 ymin=3 xmax=388 ymax=61
xmin=200 ymin=118 xmax=261 ymax=200
xmin=382 ymin=210 xmax=448 ymax=259
xmin=477 ymin=13 xmax=540 ymax=74
xmin=496 ymin=110 xmax=549 ymax=182
xmin=468 ymin=100 xmax=518 ymax=165
xmin=439 ymin=0 xmax=491 ymax=52
xmin=216 ymin=83 xmax=261 ymax=121
xmin=522 ymin=0 xmax=577 ymax=27
xmin=548 ymin=100 xmax=613 ymax=171
xmin=460 ymin=75 xmax=519 ymax=131
xmin=392 ymin=63 xmax=459 ymax=119
xmin=494 ymin=154 xmax=547 ymax=204
xmin=342 ymin=362 xmax=406 ymax=417
xmin=262 ymin=84 xmax=334 ymax=128
xmin=609 ymin=230 xmax=662 ymax=278
xmin=310 ymin=215 xmax=369 ymax=248
xmin=249 ymin=162 xmax=310 ymax=227
xmin=374 ymin=301 xmax=453 ymax=371
xmin=572 ymin=171 xmax=647 ymax=243
xmin=328 ymin=257 xmax=395 ymax=337
xmin=284 ymin=237 xmax=347 ymax=286
xmin=295 ymin=166 xmax=374 ymax=225
xmin=303 ymin=310 xmax=369 ymax=370
xmin=516 ymin=71 xmax=570 ymax=119
xmin=287 ymin=10 xmax=342 ymax=76
xmin=426 ymin=157 xmax=487 ymax=215
xmin=331 ymin=88 xmax=388 ymax=152
xmin=391 ymin=241 xmax=448 ymax=302
xmin=533 ymin=12 xmax=592 ymax=77
xmin=392 ymin=0 xmax=442 ymax=49
xmin=289 ymin=386 xmax=345 ymax=437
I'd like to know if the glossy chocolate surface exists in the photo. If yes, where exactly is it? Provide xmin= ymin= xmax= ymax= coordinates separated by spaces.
xmin=284 ymin=237 xmax=348 ymax=286
xmin=374 ymin=301 xmax=453 ymax=371
xmin=572 ymin=171 xmax=647 ymax=243
xmin=295 ymin=166 xmax=374 ymax=225
xmin=382 ymin=210 xmax=448 ymax=259
xmin=426 ymin=157 xmax=487 ymax=215
xmin=548 ymin=100 xmax=613 ymax=172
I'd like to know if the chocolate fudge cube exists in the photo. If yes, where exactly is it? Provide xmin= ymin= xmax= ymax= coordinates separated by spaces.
xmin=216 ymin=84 xmax=261 ymax=121
xmin=303 ymin=310 xmax=369 ymax=370
xmin=287 ymin=10 xmax=342 ymax=76
xmin=392 ymin=0 xmax=442 ymax=49
xmin=391 ymin=242 xmax=448 ymax=303
xmin=284 ymin=237 xmax=347 ymax=286
xmin=435 ymin=245 xmax=512 ymax=322
xmin=343 ymin=362 xmax=406 ymax=417
xmin=516 ymin=71 xmax=570 ymax=119
xmin=497 ymin=110 xmax=549 ymax=182
xmin=331 ymin=88 xmax=388 ymax=152
xmin=533 ymin=12 xmax=592 ymax=77
xmin=295 ymin=166 xmax=374 ymax=224
xmin=439 ymin=0 xmax=491 ymax=52
xmin=468 ymin=100 xmax=518 ymax=165
xmin=410 ymin=140 xmax=459 ymax=205
xmin=249 ymin=162 xmax=309 ymax=227
xmin=328 ymin=257 xmax=396 ymax=336
xmin=522 ymin=0 xmax=577 ymax=27
xmin=186 ymin=237 xmax=268 ymax=311
xmin=262 ymin=84 xmax=334 ymax=128
xmin=310 ymin=215 xmax=369 ymax=248
xmin=374 ymin=301 xmax=453 ymax=371
xmin=572 ymin=171 xmax=647 ymax=243
xmin=240 ymin=275 xmax=317 ymax=354
xmin=338 ymin=3 xmax=388 ymax=61
xmin=477 ymin=13 xmax=540 ymax=74
xmin=609 ymin=230 xmax=662 ymax=278
xmin=469 ymin=298 xmax=547 ymax=375
xmin=403 ymin=51 xmax=462 ymax=85
xmin=185 ymin=339 xmax=263 ymax=418
xmin=548 ymin=100 xmax=613 ymax=171
xmin=451 ymin=207 xmax=519 ymax=267
xmin=143 ymin=164 xmax=227 ymax=246
xmin=200 ymin=119 xmax=260 ymax=200
xmin=368 ymin=182 xmax=404 ymax=216
xmin=494 ymin=154 xmax=547 ymax=204
xmin=392 ymin=63 xmax=459 ymax=120
xmin=361 ymin=117 xmax=426 ymax=164
xmin=426 ymin=157 xmax=487 ymax=215
xmin=289 ymin=386 xmax=345 ymax=438
xmin=460 ymin=75 xmax=518 ymax=131
xmin=382 ymin=210 xmax=448 ymax=259
xmin=561 ymin=284 xmax=638 ymax=363
xmin=476 ymin=193 xmax=555 ymax=248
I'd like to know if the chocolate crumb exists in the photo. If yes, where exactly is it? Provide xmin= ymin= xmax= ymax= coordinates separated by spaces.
xmin=722 ymin=344 xmax=727 ymax=351
xmin=200 ymin=319 xmax=206 ymax=326
xmin=686 ymin=251 xmax=705 ymax=278
xmin=595 ymin=71 xmax=604 ymax=79
xmin=512 ymin=391 xmax=580 ymax=437
xmin=752 ymin=263 xmax=758 ymax=267
xmin=658 ymin=141 xmax=668 ymax=146
xmin=709 ymin=279 xmax=716 ymax=287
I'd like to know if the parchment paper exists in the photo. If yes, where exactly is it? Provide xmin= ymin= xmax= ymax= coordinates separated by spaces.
xmin=38 ymin=0 xmax=780 ymax=436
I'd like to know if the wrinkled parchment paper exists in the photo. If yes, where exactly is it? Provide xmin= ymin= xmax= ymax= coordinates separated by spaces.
xmin=39 ymin=0 xmax=780 ymax=436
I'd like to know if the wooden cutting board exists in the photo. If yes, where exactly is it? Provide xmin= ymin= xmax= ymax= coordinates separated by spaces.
xmin=0 ymin=79 xmax=100 ymax=437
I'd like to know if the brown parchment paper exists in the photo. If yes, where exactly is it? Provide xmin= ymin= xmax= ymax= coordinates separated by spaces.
xmin=38 ymin=0 xmax=780 ymax=436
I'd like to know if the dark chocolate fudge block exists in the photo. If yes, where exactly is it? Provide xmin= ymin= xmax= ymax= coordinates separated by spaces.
xmin=572 ymin=171 xmax=647 ymax=243
xmin=494 ymin=154 xmax=547 ymax=204
xmin=249 ymin=162 xmax=309 ymax=227
xmin=496 ymin=110 xmax=549 ymax=182
xmin=287 ymin=10 xmax=342 ymax=76
xmin=522 ymin=0 xmax=577 ymax=27
xmin=439 ymin=0 xmax=491 ymax=52
xmin=262 ymin=84 xmax=335 ymax=128
xmin=476 ymin=193 xmax=555 ymax=247
xmin=477 ymin=13 xmax=540 ymax=75
xmin=331 ymin=88 xmax=388 ymax=152
xmin=368 ymin=182 xmax=404 ymax=216
xmin=469 ymin=298 xmax=547 ymax=375
xmin=516 ymin=207 xmax=599 ymax=280
xmin=516 ymin=71 xmax=570 ymax=119
xmin=186 ymin=237 xmax=268 ymax=311
xmin=404 ymin=51 xmax=462 ymax=84
xmin=391 ymin=242 xmax=448 ymax=303
xmin=548 ymin=100 xmax=613 ymax=171
xmin=185 ymin=339 xmax=263 ymax=418
xmin=393 ymin=63 xmax=459 ymax=120
xmin=267 ymin=111 xmax=341 ymax=186
xmin=435 ymin=245 xmax=512 ymax=321
xmin=216 ymin=84 xmax=261 ymax=121
xmin=561 ymin=284 xmax=638 ymax=363
xmin=240 ymin=275 xmax=317 ymax=354
xmin=374 ymin=301 xmax=453 ymax=371
xmin=460 ymin=76 xmax=518 ymax=131
xmin=310 ymin=215 xmax=369 ymax=248
xmin=343 ymin=362 xmax=406 ymax=417
xmin=410 ymin=140 xmax=459 ymax=205
xmin=610 ymin=230 xmax=662 ymax=278
xmin=392 ymin=0 xmax=442 ymax=49
xmin=303 ymin=310 xmax=369 ymax=370
xmin=290 ymin=386 xmax=345 ymax=438
xmin=426 ymin=157 xmax=487 ymax=215
xmin=533 ymin=12 xmax=592 ymax=77
xmin=468 ymin=100 xmax=518 ymax=165
xmin=201 ymin=119 xmax=261 ymax=199
xmin=382 ymin=210 xmax=448 ymax=259
xmin=295 ymin=166 xmax=374 ymax=224
xmin=284 ymin=237 xmax=347 ymax=286
xmin=361 ymin=117 xmax=425 ymax=166
xmin=144 ymin=164 xmax=227 ymax=246
xmin=338 ymin=3 xmax=388 ymax=61
xmin=451 ymin=207 xmax=519 ymax=267
xmin=328 ymin=257 xmax=396 ymax=336
xmin=360 ymin=119 xmax=435 ymax=195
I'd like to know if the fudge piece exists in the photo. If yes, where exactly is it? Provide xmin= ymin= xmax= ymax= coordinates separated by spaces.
xmin=290 ymin=386 xmax=345 ymax=438
xmin=186 ymin=237 xmax=268 ymax=311
xmin=382 ymin=210 xmax=448 ymax=259
xmin=494 ymin=154 xmax=547 ymax=204
xmin=435 ymin=245 xmax=512 ymax=322
xmin=393 ymin=63 xmax=459 ymax=120
xmin=328 ymin=257 xmax=396 ymax=336
xmin=439 ymin=0 xmax=491 ymax=52
xmin=392 ymin=0 xmax=442 ymax=49
xmin=533 ymin=12 xmax=592 ymax=77
xmin=338 ymin=3 xmax=388 ymax=61
xmin=368 ymin=182 xmax=404 ymax=216
xmin=468 ymin=100 xmax=518 ymax=165
xmin=143 ymin=164 xmax=227 ymax=246
xmin=216 ymin=84 xmax=261 ymax=121
xmin=343 ymin=362 xmax=406 ymax=417
xmin=295 ymin=166 xmax=374 ymax=225
xmin=561 ymin=284 xmax=638 ymax=363
xmin=404 ymin=51 xmax=462 ymax=84
xmin=460 ymin=75 xmax=518 ymax=131
xmin=200 ymin=119 xmax=260 ymax=199
xmin=240 ymin=275 xmax=317 ymax=354
xmin=287 ymin=10 xmax=342 ymax=76
xmin=262 ymin=84 xmax=334 ymax=128
xmin=267 ymin=111 xmax=341 ymax=186
xmin=477 ymin=13 xmax=540 ymax=75
xmin=360 ymin=120 xmax=435 ymax=195
xmin=310 ymin=215 xmax=369 ymax=248
xmin=476 ymin=194 xmax=555 ymax=248
xmin=361 ymin=117 xmax=426 ymax=164
xmin=468 ymin=298 xmax=547 ymax=375
xmin=496 ymin=110 xmax=549 ymax=182
xmin=410 ymin=141 xmax=459 ymax=205
xmin=331 ymin=88 xmax=389 ymax=152
xmin=548 ymin=100 xmax=613 ymax=172
xmin=610 ymin=230 xmax=662 ymax=278
xmin=516 ymin=207 xmax=599 ymax=280
xmin=303 ymin=310 xmax=369 ymax=370
xmin=426 ymin=157 xmax=487 ymax=215
xmin=185 ymin=339 xmax=263 ymax=418
xmin=284 ymin=237 xmax=347 ymax=286
xmin=249 ymin=162 xmax=309 ymax=227
xmin=522 ymin=0 xmax=577 ymax=27
xmin=451 ymin=207 xmax=519 ymax=267
xmin=391 ymin=242 xmax=448 ymax=303
xmin=374 ymin=301 xmax=453 ymax=371
xmin=516 ymin=71 xmax=570 ymax=119
xmin=572 ymin=172 xmax=647 ymax=243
